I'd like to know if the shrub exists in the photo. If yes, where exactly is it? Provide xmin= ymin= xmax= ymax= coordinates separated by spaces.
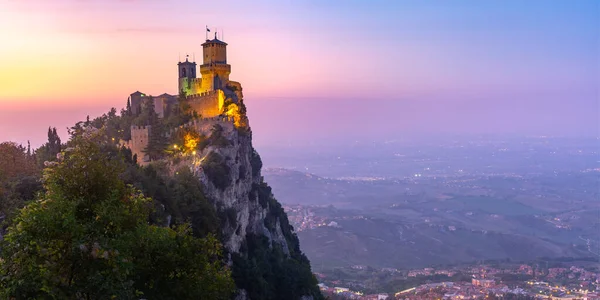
xmin=209 ymin=125 xmax=231 ymax=148
xmin=202 ymin=152 xmax=231 ymax=190
xmin=250 ymin=148 xmax=262 ymax=177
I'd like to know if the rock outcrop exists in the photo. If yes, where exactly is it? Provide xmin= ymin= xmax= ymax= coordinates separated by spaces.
xmin=191 ymin=125 xmax=279 ymax=254
xmin=165 ymin=91 xmax=322 ymax=299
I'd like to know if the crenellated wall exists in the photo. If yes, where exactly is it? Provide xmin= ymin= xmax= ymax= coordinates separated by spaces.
xmin=186 ymin=89 xmax=225 ymax=118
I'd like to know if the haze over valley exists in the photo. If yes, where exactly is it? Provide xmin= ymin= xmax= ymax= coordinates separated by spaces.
xmin=260 ymin=136 xmax=599 ymax=270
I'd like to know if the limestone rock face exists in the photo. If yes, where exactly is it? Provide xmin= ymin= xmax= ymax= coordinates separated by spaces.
xmin=167 ymin=90 xmax=322 ymax=299
xmin=184 ymin=125 xmax=287 ymax=254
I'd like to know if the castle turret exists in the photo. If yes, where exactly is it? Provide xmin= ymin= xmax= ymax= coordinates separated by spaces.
xmin=200 ymin=33 xmax=231 ymax=92
xmin=129 ymin=125 xmax=151 ymax=164
xmin=178 ymin=56 xmax=197 ymax=96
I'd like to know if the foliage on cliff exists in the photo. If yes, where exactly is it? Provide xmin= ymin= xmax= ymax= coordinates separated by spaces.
xmin=120 ymin=161 xmax=221 ymax=239
xmin=0 ymin=133 xmax=234 ymax=299
xmin=232 ymin=178 xmax=323 ymax=300
xmin=6 ymin=98 xmax=325 ymax=299
xmin=203 ymin=152 xmax=232 ymax=190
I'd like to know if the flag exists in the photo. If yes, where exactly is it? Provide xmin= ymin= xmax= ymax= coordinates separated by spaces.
xmin=206 ymin=27 xmax=211 ymax=32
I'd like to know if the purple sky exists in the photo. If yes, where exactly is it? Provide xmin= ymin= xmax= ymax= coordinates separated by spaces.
xmin=0 ymin=0 xmax=598 ymax=148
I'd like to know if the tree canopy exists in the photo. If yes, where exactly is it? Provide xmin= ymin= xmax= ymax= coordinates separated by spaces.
xmin=34 ymin=127 xmax=62 ymax=168
xmin=0 ymin=132 xmax=234 ymax=299
xmin=0 ymin=142 xmax=41 ymax=221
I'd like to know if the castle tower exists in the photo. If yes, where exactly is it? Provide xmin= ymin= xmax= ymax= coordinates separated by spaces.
xmin=178 ymin=56 xmax=197 ymax=96
xmin=200 ymin=33 xmax=231 ymax=92
xmin=129 ymin=125 xmax=151 ymax=164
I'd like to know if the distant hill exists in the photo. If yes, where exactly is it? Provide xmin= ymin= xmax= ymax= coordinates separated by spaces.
xmin=264 ymin=168 xmax=596 ymax=270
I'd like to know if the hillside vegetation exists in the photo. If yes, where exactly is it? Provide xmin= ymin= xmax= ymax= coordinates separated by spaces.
xmin=0 ymin=95 xmax=322 ymax=299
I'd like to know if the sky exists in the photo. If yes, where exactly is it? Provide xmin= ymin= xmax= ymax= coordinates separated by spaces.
xmin=0 ymin=0 xmax=598 ymax=148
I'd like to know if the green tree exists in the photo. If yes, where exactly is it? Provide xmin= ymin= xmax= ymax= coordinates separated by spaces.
xmin=231 ymin=181 xmax=324 ymax=300
xmin=0 ymin=142 xmax=41 ymax=220
xmin=144 ymin=123 xmax=168 ymax=161
xmin=126 ymin=98 xmax=132 ymax=116
xmin=167 ymin=167 xmax=220 ymax=237
xmin=164 ymin=91 xmax=195 ymax=128
xmin=133 ymin=97 xmax=168 ymax=160
xmin=35 ymin=127 xmax=62 ymax=167
xmin=0 ymin=133 xmax=234 ymax=299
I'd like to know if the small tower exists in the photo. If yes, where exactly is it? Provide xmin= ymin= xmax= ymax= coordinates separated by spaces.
xmin=178 ymin=56 xmax=197 ymax=96
xmin=200 ymin=32 xmax=231 ymax=92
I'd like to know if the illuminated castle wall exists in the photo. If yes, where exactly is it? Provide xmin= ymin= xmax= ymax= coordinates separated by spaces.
xmin=187 ymin=90 xmax=226 ymax=118
xmin=178 ymin=37 xmax=231 ymax=98
xmin=176 ymin=35 xmax=233 ymax=119
xmin=123 ymin=32 xmax=243 ymax=165
xmin=130 ymin=34 xmax=235 ymax=120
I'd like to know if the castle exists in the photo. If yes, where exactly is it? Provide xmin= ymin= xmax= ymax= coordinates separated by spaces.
xmin=123 ymin=32 xmax=243 ymax=164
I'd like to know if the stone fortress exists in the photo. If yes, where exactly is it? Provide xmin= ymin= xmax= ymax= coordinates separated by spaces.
xmin=123 ymin=31 xmax=243 ymax=164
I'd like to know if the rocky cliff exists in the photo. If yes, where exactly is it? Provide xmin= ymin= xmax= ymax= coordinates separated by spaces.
xmin=189 ymin=126 xmax=280 ymax=253
xmin=164 ymin=94 xmax=322 ymax=299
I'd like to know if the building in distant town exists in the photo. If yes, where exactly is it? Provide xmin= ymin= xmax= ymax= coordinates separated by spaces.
xmin=472 ymin=278 xmax=495 ymax=287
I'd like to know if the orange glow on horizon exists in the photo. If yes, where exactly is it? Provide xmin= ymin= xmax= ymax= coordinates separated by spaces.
xmin=0 ymin=1 xmax=373 ymax=110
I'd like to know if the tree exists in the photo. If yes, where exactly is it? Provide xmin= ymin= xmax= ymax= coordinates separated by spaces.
xmin=35 ymin=127 xmax=62 ymax=167
xmin=170 ymin=167 xmax=219 ymax=237
xmin=164 ymin=91 xmax=194 ymax=129
xmin=144 ymin=123 xmax=168 ymax=161
xmin=130 ymin=97 xmax=167 ymax=160
xmin=134 ymin=96 xmax=157 ymax=126
xmin=0 ymin=142 xmax=37 ymax=183
xmin=126 ymin=98 xmax=132 ymax=116
xmin=0 ymin=142 xmax=41 ymax=218
xmin=0 ymin=133 xmax=234 ymax=299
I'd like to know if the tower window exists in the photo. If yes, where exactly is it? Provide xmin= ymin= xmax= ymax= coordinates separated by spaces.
xmin=182 ymin=68 xmax=187 ymax=77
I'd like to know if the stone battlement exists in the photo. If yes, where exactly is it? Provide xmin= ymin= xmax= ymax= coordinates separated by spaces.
xmin=131 ymin=125 xmax=151 ymax=131
xmin=186 ymin=90 xmax=218 ymax=99
xmin=186 ymin=89 xmax=225 ymax=118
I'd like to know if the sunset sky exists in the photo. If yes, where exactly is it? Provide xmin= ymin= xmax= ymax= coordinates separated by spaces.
xmin=0 ymin=0 xmax=598 ymax=148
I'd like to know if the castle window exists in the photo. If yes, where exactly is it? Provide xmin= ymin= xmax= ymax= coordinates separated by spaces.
xmin=182 ymin=68 xmax=187 ymax=77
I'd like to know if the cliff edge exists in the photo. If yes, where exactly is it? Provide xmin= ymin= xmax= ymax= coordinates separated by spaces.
xmin=159 ymin=87 xmax=322 ymax=299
